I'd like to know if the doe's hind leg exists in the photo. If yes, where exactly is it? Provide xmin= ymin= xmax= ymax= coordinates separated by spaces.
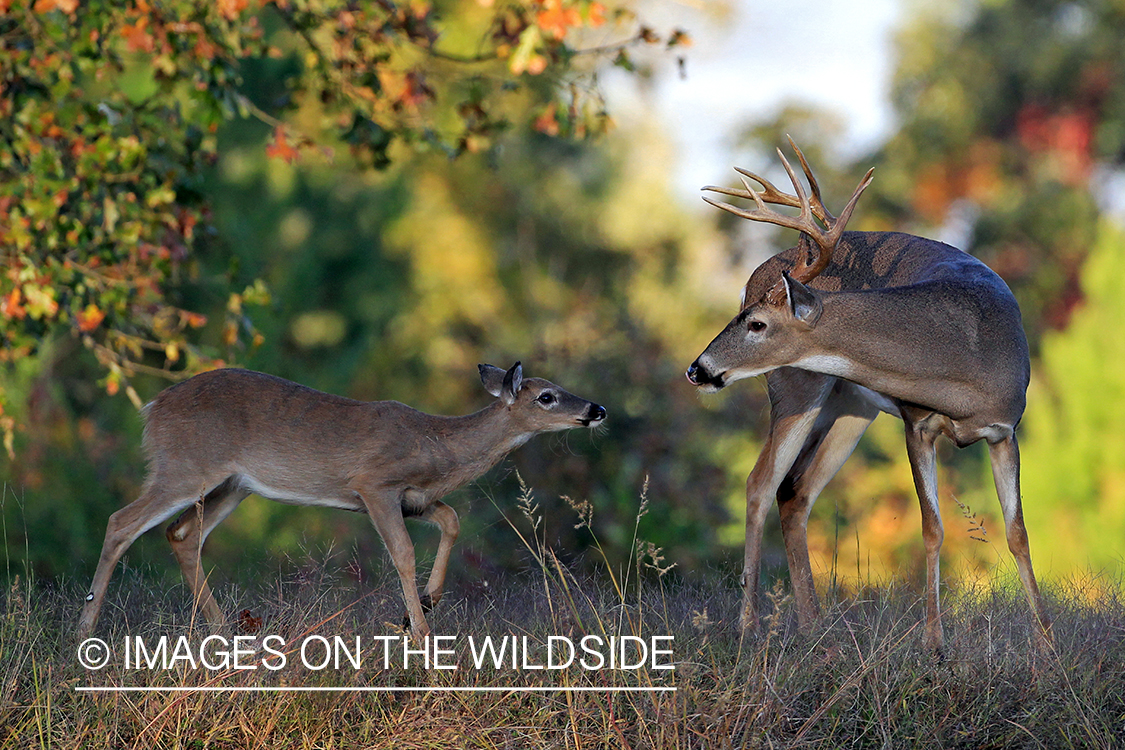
xmin=166 ymin=481 xmax=250 ymax=627
xmin=78 ymin=476 xmax=215 ymax=638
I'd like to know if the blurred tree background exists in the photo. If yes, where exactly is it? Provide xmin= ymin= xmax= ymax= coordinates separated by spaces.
xmin=3 ymin=0 xmax=1125 ymax=608
xmin=736 ymin=0 xmax=1125 ymax=586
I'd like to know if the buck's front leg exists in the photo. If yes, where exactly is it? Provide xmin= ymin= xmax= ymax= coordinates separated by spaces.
xmin=741 ymin=371 xmax=832 ymax=632
xmin=778 ymin=398 xmax=877 ymax=629
xmin=355 ymin=488 xmax=430 ymax=639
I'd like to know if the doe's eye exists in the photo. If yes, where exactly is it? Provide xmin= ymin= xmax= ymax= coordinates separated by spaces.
xmin=536 ymin=392 xmax=556 ymax=405
xmin=748 ymin=320 xmax=767 ymax=333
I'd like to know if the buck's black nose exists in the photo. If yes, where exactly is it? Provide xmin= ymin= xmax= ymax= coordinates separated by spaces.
xmin=589 ymin=404 xmax=607 ymax=422
xmin=687 ymin=360 xmax=723 ymax=389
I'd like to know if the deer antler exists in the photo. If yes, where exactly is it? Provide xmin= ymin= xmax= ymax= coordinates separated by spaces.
xmin=704 ymin=138 xmax=838 ymax=225
xmin=703 ymin=137 xmax=875 ymax=295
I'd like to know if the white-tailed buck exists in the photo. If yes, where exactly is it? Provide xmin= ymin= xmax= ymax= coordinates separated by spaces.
xmin=686 ymin=139 xmax=1051 ymax=650
xmin=78 ymin=363 xmax=606 ymax=639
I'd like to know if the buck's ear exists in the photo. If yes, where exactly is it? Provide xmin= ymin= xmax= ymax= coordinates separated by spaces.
xmin=782 ymin=272 xmax=823 ymax=327
xmin=479 ymin=364 xmax=507 ymax=397
xmin=500 ymin=361 xmax=523 ymax=405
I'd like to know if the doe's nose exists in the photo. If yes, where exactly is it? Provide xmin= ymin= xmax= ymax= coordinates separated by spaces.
xmin=589 ymin=404 xmax=607 ymax=422
xmin=686 ymin=362 xmax=703 ymax=385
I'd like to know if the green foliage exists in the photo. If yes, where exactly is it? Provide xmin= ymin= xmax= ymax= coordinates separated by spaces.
xmin=0 ymin=0 xmax=683 ymax=451
xmin=871 ymin=0 xmax=1125 ymax=345
xmin=719 ymin=0 xmax=1125 ymax=587
xmin=0 ymin=1 xmax=244 ymax=424
xmin=0 ymin=0 xmax=711 ymax=582
xmin=1021 ymin=221 xmax=1125 ymax=573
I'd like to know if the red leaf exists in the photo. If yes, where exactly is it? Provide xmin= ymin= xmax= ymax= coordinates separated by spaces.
xmin=264 ymin=126 xmax=300 ymax=163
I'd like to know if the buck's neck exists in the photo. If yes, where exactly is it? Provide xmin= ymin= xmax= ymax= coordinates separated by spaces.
xmin=792 ymin=286 xmax=1021 ymax=418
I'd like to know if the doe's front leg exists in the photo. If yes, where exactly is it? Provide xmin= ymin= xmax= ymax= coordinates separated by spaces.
xmin=418 ymin=500 xmax=460 ymax=612
xmin=355 ymin=488 xmax=430 ymax=640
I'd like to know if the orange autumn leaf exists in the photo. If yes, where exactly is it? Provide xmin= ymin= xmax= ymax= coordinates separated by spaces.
xmin=536 ymin=0 xmax=581 ymax=40
xmin=218 ymin=0 xmax=249 ymax=21
xmin=666 ymin=29 xmax=691 ymax=48
xmin=182 ymin=311 xmax=208 ymax=328
xmin=587 ymin=2 xmax=606 ymax=27
xmin=399 ymin=71 xmax=434 ymax=109
xmin=76 ymin=303 xmax=106 ymax=333
xmin=264 ymin=126 xmax=299 ymax=163
xmin=534 ymin=103 xmax=560 ymax=136
xmin=1 ymin=289 xmax=25 ymax=320
xmin=222 ymin=321 xmax=239 ymax=346
xmin=32 ymin=0 xmax=79 ymax=13
xmin=120 ymin=17 xmax=155 ymax=53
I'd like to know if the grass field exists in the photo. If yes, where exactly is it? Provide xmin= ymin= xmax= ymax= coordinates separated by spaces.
xmin=3 ymin=489 xmax=1124 ymax=749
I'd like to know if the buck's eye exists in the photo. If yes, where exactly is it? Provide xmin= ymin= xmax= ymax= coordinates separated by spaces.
xmin=748 ymin=320 xmax=767 ymax=333
xmin=536 ymin=392 xmax=556 ymax=405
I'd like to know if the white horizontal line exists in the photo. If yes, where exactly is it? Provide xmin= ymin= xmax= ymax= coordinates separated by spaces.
xmin=77 ymin=686 xmax=676 ymax=693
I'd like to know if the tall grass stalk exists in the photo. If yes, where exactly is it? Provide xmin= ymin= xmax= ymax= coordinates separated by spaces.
xmin=1 ymin=481 xmax=1124 ymax=748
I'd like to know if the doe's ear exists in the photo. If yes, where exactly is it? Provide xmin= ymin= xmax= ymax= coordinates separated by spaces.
xmin=479 ymin=364 xmax=506 ymax=397
xmin=782 ymin=272 xmax=823 ymax=327
xmin=500 ymin=361 xmax=523 ymax=405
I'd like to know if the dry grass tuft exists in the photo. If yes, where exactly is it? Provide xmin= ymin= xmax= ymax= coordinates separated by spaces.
xmin=3 ymin=485 xmax=1125 ymax=749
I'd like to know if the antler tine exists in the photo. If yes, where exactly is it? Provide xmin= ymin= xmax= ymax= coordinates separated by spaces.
xmin=774 ymin=147 xmax=813 ymax=227
xmin=700 ymin=149 xmax=819 ymax=234
xmin=701 ymin=183 xmax=756 ymax=201
xmin=701 ymin=168 xmax=777 ymax=202
xmin=702 ymin=151 xmax=835 ymax=224
xmin=786 ymin=135 xmax=835 ymax=224
xmin=735 ymin=167 xmax=808 ymax=213
xmin=732 ymin=165 xmax=832 ymax=226
xmin=793 ymin=166 xmax=876 ymax=283
xmin=732 ymin=167 xmax=786 ymax=199
xmin=701 ymin=189 xmax=819 ymax=237
xmin=825 ymin=167 xmax=875 ymax=245
xmin=703 ymin=144 xmax=876 ymax=288
xmin=701 ymin=169 xmax=811 ymax=214
xmin=701 ymin=194 xmax=781 ymax=224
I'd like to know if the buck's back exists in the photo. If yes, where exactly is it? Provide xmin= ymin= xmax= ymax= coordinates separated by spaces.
xmin=745 ymin=230 xmax=1030 ymax=424
xmin=744 ymin=231 xmax=1010 ymax=300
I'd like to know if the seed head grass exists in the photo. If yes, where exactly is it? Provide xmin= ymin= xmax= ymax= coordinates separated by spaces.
xmin=2 ymin=483 xmax=1124 ymax=748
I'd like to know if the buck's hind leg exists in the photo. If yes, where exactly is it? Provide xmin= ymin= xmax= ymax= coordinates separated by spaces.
xmin=78 ymin=475 xmax=222 ymax=638
xmin=778 ymin=383 xmax=878 ymax=629
xmin=902 ymin=410 xmax=945 ymax=651
xmin=166 ymin=480 xmax=250 ymax=627
xmin=988 ymin=435 xmax=1052 ymax=648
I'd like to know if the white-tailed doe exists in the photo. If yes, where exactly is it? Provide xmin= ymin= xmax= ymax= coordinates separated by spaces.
xmin=78 ymin=362 xmax=606 ymax=639
xmin=686 ymin=139 xmax=1050 ymax=650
